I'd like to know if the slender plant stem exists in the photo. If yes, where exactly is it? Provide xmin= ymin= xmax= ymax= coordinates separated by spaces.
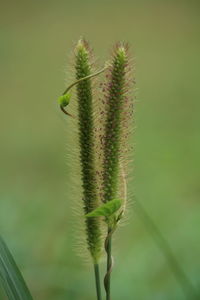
xmin=94 ymin=264 xmax=102 ymax=300
xmin=104 ymin=228 xmax=113 ymax=300
xmin=136 ymin=198 xmax=198 ymax=300
xmin=106 ymin=235 xmax=112 ymax=300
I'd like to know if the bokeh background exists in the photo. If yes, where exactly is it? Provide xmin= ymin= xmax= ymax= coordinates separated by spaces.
xmin=0 ymin=0 xmax=200 ymax=299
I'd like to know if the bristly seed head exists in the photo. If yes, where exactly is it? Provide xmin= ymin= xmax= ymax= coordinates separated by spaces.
xmin=100 ymin=43 xmax=134 ymax=220
xmin=74 ymin=38 xmax=102 ymax=262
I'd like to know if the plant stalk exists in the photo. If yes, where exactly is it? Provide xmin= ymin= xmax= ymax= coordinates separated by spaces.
xmin=94 ymin=263 xmax=102 ymax=300
xmin=104 ymin=228 xmax=113 ymax=300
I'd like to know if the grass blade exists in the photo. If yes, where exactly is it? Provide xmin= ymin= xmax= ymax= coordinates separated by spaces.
xmin=0 ymin=236 xmax=33 ymax=300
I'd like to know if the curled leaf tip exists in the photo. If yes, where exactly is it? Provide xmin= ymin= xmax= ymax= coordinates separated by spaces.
xmin=58 ymin=93 xmax=71 ymax=107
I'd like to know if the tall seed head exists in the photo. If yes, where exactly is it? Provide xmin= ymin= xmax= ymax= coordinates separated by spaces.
xmin=74 ymin=39 xmax=102 ymax=262
xmin=101 ymin=43 xmax=134 ymax=219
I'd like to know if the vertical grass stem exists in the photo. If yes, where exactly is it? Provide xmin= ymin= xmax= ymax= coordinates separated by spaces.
xmin=94 ymin=264 xmax=102 ymax=300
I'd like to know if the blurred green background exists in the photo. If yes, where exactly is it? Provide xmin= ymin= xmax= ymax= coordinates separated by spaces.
xmin=0 ymin=0 xmax=200 ymax=299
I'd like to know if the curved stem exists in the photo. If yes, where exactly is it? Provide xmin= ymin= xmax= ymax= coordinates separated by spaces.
xmin=60 ymin=65 xmax=108 ymax=117
xmin=60 ymin=105 xmax=75 ymax=118
xmin=94 ymin=263 xmax=102 ymax=300
xmin=62 ymin=65 xmax=108 ymax=96
xmin=103 ymin=164 xmax=126 ymax=300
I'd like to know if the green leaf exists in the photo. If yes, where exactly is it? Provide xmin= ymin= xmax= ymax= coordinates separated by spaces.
xmin=85 ymin=199 xmax=122 ymax=217
xmin=0 ymin=236 xmax=33 ymax=300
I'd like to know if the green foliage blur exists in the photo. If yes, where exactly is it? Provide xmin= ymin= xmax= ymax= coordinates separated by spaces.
xmin=0 ymin=0 xmax=200 ymax=299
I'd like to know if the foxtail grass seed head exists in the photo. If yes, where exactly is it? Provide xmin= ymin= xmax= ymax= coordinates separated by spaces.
xmin=74 ymin=39 xmax=102 ymax=262
xmin=101 ymin=43 xmax=134 ymax=226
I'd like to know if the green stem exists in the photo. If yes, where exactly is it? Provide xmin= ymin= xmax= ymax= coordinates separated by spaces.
xmin=106 ymin=236 xmax=112 ymax=300
xmin=104 ymin=228 xmax=113 ymax=300
xmin=136 ymin=199 xmax=198 ymax=300
xmin=94 ymin=263 xmax=102 ymax=300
